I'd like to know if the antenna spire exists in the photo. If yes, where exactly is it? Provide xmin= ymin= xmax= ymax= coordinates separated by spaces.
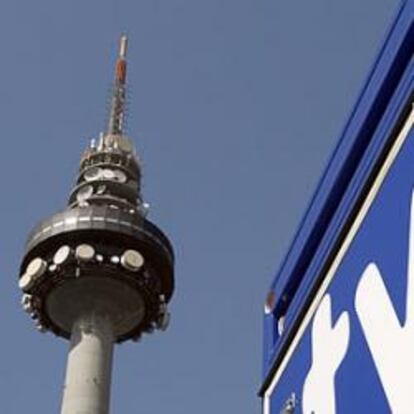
xmin=107 ymin=35 xmax=128 ymax=135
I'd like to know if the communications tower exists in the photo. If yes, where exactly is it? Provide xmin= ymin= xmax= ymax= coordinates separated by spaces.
xmin=18 ymin=36 xmax=174 ymax=414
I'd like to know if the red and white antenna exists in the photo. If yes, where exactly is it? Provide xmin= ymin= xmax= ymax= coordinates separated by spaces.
xmin=107 ymin=35 xmax=128 ymax=135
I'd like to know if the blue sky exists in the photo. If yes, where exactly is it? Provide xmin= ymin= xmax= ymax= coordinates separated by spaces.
xmin=0 ymin=0 xmax=399 ymax=412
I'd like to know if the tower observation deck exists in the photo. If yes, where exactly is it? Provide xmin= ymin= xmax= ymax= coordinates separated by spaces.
xmin=18 ymin=36 xmax=174 ymax=414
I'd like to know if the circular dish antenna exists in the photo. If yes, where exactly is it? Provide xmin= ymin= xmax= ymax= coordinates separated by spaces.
xmin=75 ymin=244 xmax=95 ymax=262
xmin=102 ymin=169 xmax=116 ymax=180
xmin=113 ymin=169 xmax=127 ymax=183
xmin=84 ymin=167 xmax=102 ymax=182
xmin=117 ymin=136 xmax=133 ymax=153
xmin=26 ymin=257 xmax=47 ymax=278
xmin=96 ymin=185 xmax=107 ymax=195
xmin=121 ymin=250 xmax=144 ymax=271
xmin=19 ymin=273 xmax=35 ymax=291
xmin=20 ymin=257 xmax=47 ymax=292
xmin=77 ymin=185 xmax=94 ymax=203
xmin=54 ymin=246 xmax=71 ymax=265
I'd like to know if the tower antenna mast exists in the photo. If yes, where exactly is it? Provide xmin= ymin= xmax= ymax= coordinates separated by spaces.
xmin=18 ymin=36 xmax=174 ymax=414
xmin=107 ymin=35 xmax=128 ymax=135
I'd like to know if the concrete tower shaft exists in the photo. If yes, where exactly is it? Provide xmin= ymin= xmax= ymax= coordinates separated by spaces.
xmin=18 ymin=36 xmax=174 ymax=414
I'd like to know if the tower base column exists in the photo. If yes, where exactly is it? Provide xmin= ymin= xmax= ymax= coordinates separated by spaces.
xmin=61 ymin=313 xmax=114 ymax=414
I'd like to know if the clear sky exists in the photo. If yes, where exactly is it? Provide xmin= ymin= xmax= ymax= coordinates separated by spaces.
xmin=0 ymin=0 xmax=399 ymax=412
